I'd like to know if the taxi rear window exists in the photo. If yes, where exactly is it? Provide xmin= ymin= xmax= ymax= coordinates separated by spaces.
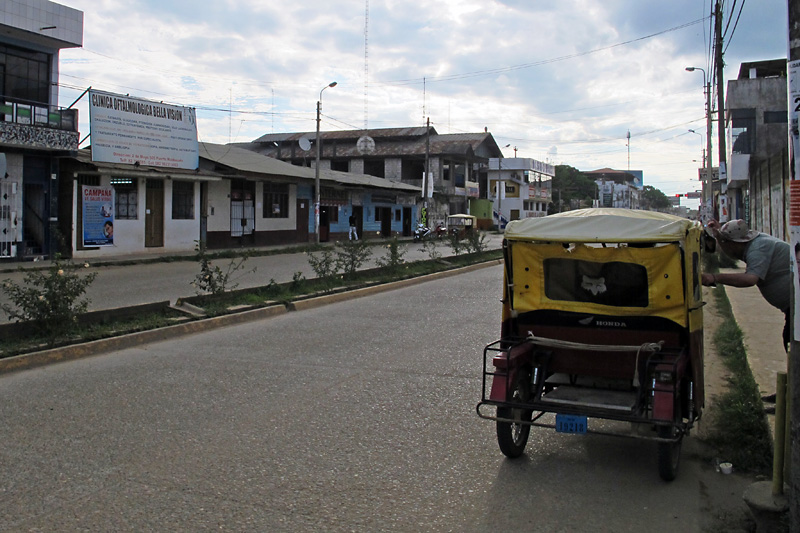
xmin=543 ymin=258 xmax=649 ymax=307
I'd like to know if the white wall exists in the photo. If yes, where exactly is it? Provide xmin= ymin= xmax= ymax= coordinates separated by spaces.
xmin=73 ymin=176 xmax=202 ymax=259
xmin=0 ymin=154 xmax=23 ymax=257
xmin=255 ymin=181 xmax=297 ymax=231
xmin=206 ymin=179 xmax=230 ymax=233
xmin=164 ymin=179 xmax=200 ymax=251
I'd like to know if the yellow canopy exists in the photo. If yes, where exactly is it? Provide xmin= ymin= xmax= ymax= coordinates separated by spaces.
xmin=509 ymin=241 xmax=688 ymax=325
xmin=504 ymin=208 xmax=700 ymax=243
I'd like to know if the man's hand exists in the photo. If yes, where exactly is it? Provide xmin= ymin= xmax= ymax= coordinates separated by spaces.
xmin=705 ymin=219 xmax=721 ymax=238
xmin=701 ymin=273 xmax=716 ymax=286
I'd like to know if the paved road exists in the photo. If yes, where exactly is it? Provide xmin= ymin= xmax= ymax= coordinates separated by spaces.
xmin=0 ymin=234 xmax=504 ymax=320
xmin=0 ymin=266 xmax=749 ymax=531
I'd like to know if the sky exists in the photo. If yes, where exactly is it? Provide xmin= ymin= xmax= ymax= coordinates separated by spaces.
xmin=56 ymin=0 xmax=789 ymax=207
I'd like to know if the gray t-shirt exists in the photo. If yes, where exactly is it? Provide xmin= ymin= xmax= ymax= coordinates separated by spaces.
xmin=743 ymin=233 xmax=791 ymax=311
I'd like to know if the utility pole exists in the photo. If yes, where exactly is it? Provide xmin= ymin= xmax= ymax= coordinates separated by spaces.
xmin=423 ymin=117 xmax=430 ymax=226
xmin=787 ymin=1 xmax=800 ymax=526
xmin=714 ymin=0 xmax=727 ymax=214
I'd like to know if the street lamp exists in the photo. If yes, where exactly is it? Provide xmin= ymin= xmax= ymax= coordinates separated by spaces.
xmin=685 ymin=67 xmax=713 ymax=216
xmin=315 ymin=81 xmax=337 ymax=244
xmin=688 ymin=129 xmax=705 ymax=167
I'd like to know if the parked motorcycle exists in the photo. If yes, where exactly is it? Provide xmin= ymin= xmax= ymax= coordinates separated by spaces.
xmin=413 ymin=223 xmax=431 ymax=241
xmin=414 ymin=222 xmax=446 ymax=241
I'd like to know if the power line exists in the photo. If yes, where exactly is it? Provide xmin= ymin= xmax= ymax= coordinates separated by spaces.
xmin=722 ymin=0 xmax=737 ymax=40
xmin=723 ymin=0 xmax=747 ymax=54
xmin=375 ymin=17 xmax=708 ymax=86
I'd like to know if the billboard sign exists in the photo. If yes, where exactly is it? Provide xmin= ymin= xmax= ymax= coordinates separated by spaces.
xmin=89 ymin=90 xmax=198 ymax=170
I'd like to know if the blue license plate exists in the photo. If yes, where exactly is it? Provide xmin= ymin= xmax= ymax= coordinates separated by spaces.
xmin=555 ymin=414 xmax=587 ymax=434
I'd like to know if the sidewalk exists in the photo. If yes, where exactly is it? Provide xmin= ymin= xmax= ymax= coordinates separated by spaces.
xmin=721 ymin=268 xmax=788 ymax=439
xmin=0 ymin=240 xmax=340 ymax=274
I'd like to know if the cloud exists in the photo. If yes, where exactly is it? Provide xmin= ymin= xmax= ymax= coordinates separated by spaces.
xmin=57 ymin=0 xmax=788 ymax=198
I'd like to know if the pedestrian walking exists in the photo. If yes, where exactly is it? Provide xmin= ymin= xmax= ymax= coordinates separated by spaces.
xmin=349 ymin=214 xmax=358 ymax=241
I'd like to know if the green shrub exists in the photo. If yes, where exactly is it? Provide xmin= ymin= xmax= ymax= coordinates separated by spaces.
xmin=191 ymin=240 xmax=254 ymax=295
xmin=335 ymin=239 xmax=373 ymax=278
xmin=375 ymin=237 xmax=407 ymax=276
xmin=447 ymin=231 xmax=465 ymax=255
xmin=306 ymin=247 xmax=338 ymax=280
xmin=1 ymin=254 xmax=97 ymax=345
xmin=290 ymin=271 xmax=305 ymax=291
xmin=422 ymin=239 xmax=442 ymax=261
xmin=463 ymin=230 xmax=487 ymax=254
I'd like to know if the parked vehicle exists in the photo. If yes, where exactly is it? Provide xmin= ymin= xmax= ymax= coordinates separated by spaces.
xmin=476 ymin=208 xmax=709 ymax=481
xmin=414 ymin=222 xmax=446 ymax=241
xmin=414 ymin=223 xmax=431 ymax=241
xmin=446 ymin=214 xmax=476 ymax=238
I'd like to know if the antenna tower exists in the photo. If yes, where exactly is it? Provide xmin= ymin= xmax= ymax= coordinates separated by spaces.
xmin=364 ymin=0 xmax=369 ymax=130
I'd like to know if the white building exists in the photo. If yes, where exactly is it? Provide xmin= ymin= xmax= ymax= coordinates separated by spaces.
xmin=596 ymin=180 xmax=641 ymax=209
xmin=487 ymin=157 xmax=554 ymax=227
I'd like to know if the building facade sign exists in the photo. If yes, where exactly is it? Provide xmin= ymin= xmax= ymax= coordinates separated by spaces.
xmin=89 ymin=90 xmax=199 ymax=170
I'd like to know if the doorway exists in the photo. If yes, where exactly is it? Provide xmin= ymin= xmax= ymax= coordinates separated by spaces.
xmin=230 ymin=180 xmax=255 ymax=243
xmin=145 ymin=179 xmax=164 ymax=247
xmin=376 ymin=206 xmax=392 ymax=237
xmin=200 ymin=182 xmax=208 ymax=245
xmin=22 ymin=156 xmax=50 ymax=258
xmin=320 ymin=206 xmax=331 ymax=242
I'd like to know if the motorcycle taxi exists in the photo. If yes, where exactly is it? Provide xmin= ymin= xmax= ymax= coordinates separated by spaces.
xmin=476 ymin=208 xmax=709 ymax=481
xmin=446 ymin=214 xmax=477 ymax=238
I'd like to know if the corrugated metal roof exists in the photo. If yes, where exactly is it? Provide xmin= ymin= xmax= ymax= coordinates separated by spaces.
xmin=244 ymin=129 xmax=498 ymax=161
xmin=201 ymin=142 xmax=418 ymax=193
xmin=253 ymin=126 xmax=433 ymax=144
xmin=73 ymin=145 xmax=418 ymax=193
xmin=585 ymin=168 xmax=628 ymax=175
xmin=200 ymin=142 xmax=312 ymax=179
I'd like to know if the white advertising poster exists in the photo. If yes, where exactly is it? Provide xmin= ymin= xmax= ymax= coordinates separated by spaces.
xmin=82 ymin=186 xmax=114 ymax=247
xmin=89 ymin=90 xmax=199 ymax=170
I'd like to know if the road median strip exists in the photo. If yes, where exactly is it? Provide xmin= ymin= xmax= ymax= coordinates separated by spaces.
xmin=0 ymin=259 xmax=502 ymax=375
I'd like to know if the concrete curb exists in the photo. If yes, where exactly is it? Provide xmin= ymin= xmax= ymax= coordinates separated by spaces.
xmin=0 ymin=259 xmax=502 ymax=375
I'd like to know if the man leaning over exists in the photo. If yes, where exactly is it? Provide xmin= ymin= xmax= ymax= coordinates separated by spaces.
xmin=701 ymin=219 xmax=791 ymax=406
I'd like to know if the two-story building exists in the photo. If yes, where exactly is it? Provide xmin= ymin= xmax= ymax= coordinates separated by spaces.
xmin=236 ymin=126 xmax=505 ymax=229
xmin=725 ymin=58 xmax=788 ymax=238
xmin=0 ymin=1 xmax=83 ymax=260
xmin=584 ymin=168 xmax=642 ymax=210
xmin=487 ymin=157 xmax=553 ymax=227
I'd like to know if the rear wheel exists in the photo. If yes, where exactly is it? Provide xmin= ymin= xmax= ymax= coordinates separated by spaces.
xmin=496 ymin=370 xmax=532 ymax=458
xmin=657 ymin=424 xmax=682 ymax=481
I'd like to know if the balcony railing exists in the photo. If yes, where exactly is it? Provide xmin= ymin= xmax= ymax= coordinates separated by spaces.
xmin=0 ymin=99 xmax=78 ymax=132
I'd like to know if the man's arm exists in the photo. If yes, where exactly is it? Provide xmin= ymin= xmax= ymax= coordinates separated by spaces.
xmin=701 ymin=271 xmax=759 ymax=287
